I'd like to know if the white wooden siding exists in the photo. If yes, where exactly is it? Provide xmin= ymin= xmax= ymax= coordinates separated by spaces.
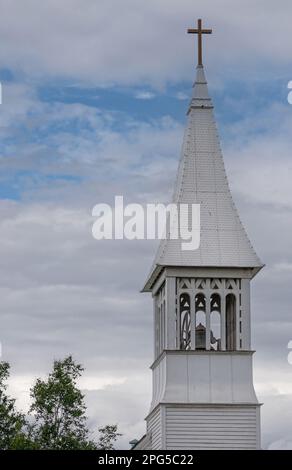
xmin=165 ymin=405 xmax=259 ymax=449
xmin=147 ymin=407 xmax=162 ymax=450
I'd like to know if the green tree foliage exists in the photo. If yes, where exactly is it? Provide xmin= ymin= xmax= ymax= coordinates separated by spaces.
xmin=0 ymin=362 xmax=27 ymax=449
xmin=29 ymin=356 xmax=97 ymax=449
xmin=97 ymin=424 xmax=121 ymax=450
xmin=0 ymin=357 xmax=121 ymax=450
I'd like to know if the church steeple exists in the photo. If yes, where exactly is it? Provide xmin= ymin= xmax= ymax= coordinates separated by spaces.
xmin=134 ymin=22 xmax=262 ymax=451
xmin=143 ymin=62 xmax=263 ymax=292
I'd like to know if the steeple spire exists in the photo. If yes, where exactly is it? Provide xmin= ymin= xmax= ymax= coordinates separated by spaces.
xmin=188 ymin=64 xmax=213 ymax=113
xmin=143 ymin=55 xmax=263 ymax=292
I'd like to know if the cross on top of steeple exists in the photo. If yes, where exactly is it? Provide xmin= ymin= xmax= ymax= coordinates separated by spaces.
xmin=187 ymin=18 xmax=212 ymax=66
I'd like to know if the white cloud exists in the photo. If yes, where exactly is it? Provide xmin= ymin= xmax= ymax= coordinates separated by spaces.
xmin=175 ymin=91 xmax=188 ymax=100
xmin=274 ymin=262 xmax=292 ymax=272
xmin=135 ymin=91 xmax=155 ymax=100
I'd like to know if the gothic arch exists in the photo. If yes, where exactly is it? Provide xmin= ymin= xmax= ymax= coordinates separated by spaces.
xmin=226 ymin=293 xmax=236 ymax=351
xmin=210 ymin=293 xmax=221 ymax=350
xmin=195 ymin=293 xmax=206 ymax=350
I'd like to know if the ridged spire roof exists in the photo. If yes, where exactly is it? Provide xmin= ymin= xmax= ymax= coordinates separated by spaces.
xmin=143 ymin=65 xmax=263 ymax=291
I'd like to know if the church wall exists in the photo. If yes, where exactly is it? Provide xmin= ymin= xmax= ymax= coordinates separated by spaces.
xmin=164 ymin=404 xmax=260 ymax=449
xmin=146 ymin=406 xmax=163 ymax=450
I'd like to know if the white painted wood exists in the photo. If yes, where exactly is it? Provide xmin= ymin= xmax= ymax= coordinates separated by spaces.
xmin=236 ymin=290 xmax=240 ymax=350
xmin=151 ymin=268 xmax=166 ymax=296
xmin=146 ymin=407 xmax=162 ymax=450
xmin=221 ymin=294 xmax=226 ymax=350
xmin=153 ymin=297 xmax=158 ymax=359
xmin=256 ymin=405 xmax=261 ymax=449
xmin=165 ymin=405 xmax=260 ymax=449
xmin=150 ymin=351 xmax=258 ymax=411
xmin=165 ymin=277 xmax=176 ymax=349
xmin=241 ymin=279 xmax=251 ymax=350
xmin=166 ymin=266 xmax=256 ymax=279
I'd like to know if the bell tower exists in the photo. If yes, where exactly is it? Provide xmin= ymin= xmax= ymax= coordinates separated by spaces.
xmin=134 ymin=20 xmax=263 ymax=450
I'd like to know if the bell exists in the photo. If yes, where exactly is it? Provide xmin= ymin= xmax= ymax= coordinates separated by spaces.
xmin=195 ymin=323 xmax=206 ymax=350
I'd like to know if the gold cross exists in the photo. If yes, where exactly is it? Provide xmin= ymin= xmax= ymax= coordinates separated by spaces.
xmin=187 ymin=19 xmax=212 ymax=66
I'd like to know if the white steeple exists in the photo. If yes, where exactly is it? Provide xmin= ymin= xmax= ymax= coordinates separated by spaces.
xmin=143 ymin=65 xmax=263 ymax=292
xmin=134 ymin=21 xmax=262 ymax=451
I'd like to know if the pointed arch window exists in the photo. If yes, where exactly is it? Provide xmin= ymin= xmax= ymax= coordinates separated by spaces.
xmin=179 ymin=293 xmax=191 ymax=350
xmin=210 ymin=293 xmax=221 ymax=350
xmin=226 ymin=293 xmax=236 ymax=350
xmin=195 ymin=293 xmax=206 ymax=350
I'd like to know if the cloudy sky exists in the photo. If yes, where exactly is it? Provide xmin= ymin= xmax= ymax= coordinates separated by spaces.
xmin=0 ymin=0 xmax=292 ymax=449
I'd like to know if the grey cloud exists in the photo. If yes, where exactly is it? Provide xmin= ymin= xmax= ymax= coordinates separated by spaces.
xmin=0 ymin=1 xmax=291 ymax=86
xmin=0 ymin=3 xmax=291 ymax=447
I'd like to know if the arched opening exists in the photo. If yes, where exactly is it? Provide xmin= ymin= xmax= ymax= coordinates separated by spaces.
xmin=210 ymin=293 xmax=221 ymax=350
xmin=226 ymin=293 xmax=236 ymax=351
xmin=180 ymin=293 xmax=191 ymax=350
xmin=195 ymin=293 xmax=206 ymax=350
xmin=156 ymin=305 xmax=160 ymax=355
